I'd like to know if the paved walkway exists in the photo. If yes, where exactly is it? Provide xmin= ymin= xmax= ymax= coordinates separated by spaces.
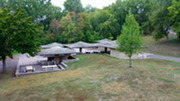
xmin=0 ymin=54 xmax=25 ymax=71
xmin=0 ymin=54 xmax=47 ymax=71
xmin=148 ymin=55 xmax=180 ymax=62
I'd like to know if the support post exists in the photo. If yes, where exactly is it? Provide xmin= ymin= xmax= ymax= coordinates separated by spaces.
xmin=79 ymin=48 xmax=82 ymax=53
xmin=105 ymin=47 xmax=107 ymax=53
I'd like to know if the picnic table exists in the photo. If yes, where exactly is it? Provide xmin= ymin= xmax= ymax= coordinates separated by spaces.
xmin=42 ymin=65 xmax=57 ymax=69
xmin=26 ymin=66 xmax=33 ymax=72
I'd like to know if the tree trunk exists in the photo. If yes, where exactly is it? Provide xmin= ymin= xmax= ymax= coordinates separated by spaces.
xmin=2 ymin=56 xmax=7 ymax=74
xmin=129 ymin=57 xmax=132 ymax=68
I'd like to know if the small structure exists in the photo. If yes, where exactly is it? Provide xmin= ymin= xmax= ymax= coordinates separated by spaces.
xmin=95 ymin=39 xmax=141 ymax=59
xmin=66 ymin=41 xmax=98 ymax=53
xmin=41 ymin=42 xmax=64 ymax=49
xmin=38 ymin=46 xmax=77 ymax=63
xmin=15 ymin=46 xmax=78 ymax=77
xmin=96 ymin=39 xmax=118 ymax=53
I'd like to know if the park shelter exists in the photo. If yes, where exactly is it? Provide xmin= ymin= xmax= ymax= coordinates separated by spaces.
xmin=66 ymin=41 xmax=98 ymax=53
xmin=41 ymin=42 xmax=64 ymax=49
xmin=38 ymin=46 xmax=76 ymax=63
xmin=96 ymin=39 xmax=118 ymax=53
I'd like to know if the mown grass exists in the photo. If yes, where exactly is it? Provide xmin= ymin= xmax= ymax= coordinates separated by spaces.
xmin=0 ymin=67 xmax=15 ymax=80
xmin=0 ymin=54 xmax=180 ymax=101
xmin=143 ymin=35 xmax=180 ymax=57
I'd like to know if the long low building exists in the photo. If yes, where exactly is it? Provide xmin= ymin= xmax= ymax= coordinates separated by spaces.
xmin=41 ymin=40 xmax=141 ymax=59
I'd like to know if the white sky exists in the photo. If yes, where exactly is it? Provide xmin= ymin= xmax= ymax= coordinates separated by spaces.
xmin=51 ymin=0 xmax=117 ymax=10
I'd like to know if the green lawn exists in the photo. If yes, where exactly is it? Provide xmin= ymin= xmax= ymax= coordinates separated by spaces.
xmin=143 ymin=35 xmax=180 ymax=57
xmin=0 ymin=54 xmax=180 ymax=101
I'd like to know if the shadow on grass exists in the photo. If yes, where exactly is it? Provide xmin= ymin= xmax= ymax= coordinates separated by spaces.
xmin=169 ymin=38 xmax=180 ymax=43
xmin=0 ymin=67 xmax=16 ymax=80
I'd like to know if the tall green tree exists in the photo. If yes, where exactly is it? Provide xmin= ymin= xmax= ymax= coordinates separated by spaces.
xmin=84 ymin=4 xmax=97 ymax=14
xmin=116 ymin=11 xmax=143 ymax=68
xmin=88 ymin=9 xmax=119 ymax=39
xmin=147 ymin=0 xmax=172 ymax=40
xmin=0 ymin=0 xmax=62 ymax=35
xmin=0 ymin=7 xmax=40 ymax=73
xmin=110 ymin=0 xmax=153 ymax=35
xmin=63 ymin=0 xmax=83 ymax=14
xmin=82 ymin=17 xmax=100 ymax=42
xmin=0 ymin=0 xmax=54 ymax=22
xmin=60 ymin=12 xmax=85 ymax=43
xmin=168 ymin=0 xmax=180 ymax=40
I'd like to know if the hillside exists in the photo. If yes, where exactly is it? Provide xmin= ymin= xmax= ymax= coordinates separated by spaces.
xmin=143 ymin=35 xmax=180 ymax=57
xmin=0 ymin=54 xmax=180 ymax=101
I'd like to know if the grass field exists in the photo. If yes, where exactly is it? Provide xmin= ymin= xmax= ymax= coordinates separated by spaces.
xmin=0 ymin=54 xmax=180 ymax=101
xmin=143 ymin=35 xmax=180 ymax=57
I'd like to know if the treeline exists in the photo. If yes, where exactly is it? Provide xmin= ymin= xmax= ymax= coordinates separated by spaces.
xmin=0 ymin=0 xmax=179 ymax=44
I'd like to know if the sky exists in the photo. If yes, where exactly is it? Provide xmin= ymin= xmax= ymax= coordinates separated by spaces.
xmin=51 ymin=0 xmax=117 ymax=10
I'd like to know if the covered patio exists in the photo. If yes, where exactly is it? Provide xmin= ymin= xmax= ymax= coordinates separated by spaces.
xmin=15 ymin=46 xmax=78 ymax=77
xmin=96 ymin=40 xmax=118 ymax=54
xmin=39 ymin=46 xmax=77 ymax=63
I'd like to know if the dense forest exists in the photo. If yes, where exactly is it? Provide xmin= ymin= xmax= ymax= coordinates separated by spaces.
xmin=0 ymin=0 xmax=179 ymax=44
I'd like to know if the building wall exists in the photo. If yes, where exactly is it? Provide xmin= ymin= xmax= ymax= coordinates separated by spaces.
xmin=110 ymin=49 xmax=139 ymax=59
xmin=98 ymin=47 xmax=111 ymax=51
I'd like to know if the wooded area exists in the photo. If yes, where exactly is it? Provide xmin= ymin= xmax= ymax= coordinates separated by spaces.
xmin=0 ymin=0 xmax=179 ymax=44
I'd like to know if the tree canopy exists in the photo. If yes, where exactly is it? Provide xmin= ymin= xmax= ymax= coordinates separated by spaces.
xmin=63 ymin=0 xmax=83 ymax=14
xmin=168 ymin=0 xmax=180 ymax=40
xmin=0 ymin=0 xmax=179 ymax=52
xmin=0 ymin=7 xmax=40 ymax=73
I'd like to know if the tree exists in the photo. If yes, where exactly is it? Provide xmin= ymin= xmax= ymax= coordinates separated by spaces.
xmin=83 ymin=19 xmax=100 ymax=42
xmin=84 ymin=4 xmax=97 ymax=14
xmin=168 ymin=0 xmax=180 ymax=40
xmin=98 ymin=14 xmax=119 ymax=39
xmin=0 ymin=0 xmax=63 ymax=37
xmin=63 ymin=0 xmax=83 ymax=14
xmin=50 ymin=19 xmax=62 ymax=35
xmin=147 ymin=0 xmax=172 ymax=40
xmin=116 ymin=11 xmax=143 ymax=68
xmin=88 ymin=9 xmax=119 ymax=39
xmin=60 ymin=12 xmax=85 ymax=43
xmin=0 ymin=7 xmax=40 ymax=73
xmin=110 ymin=0 xmax=153 ymax=35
